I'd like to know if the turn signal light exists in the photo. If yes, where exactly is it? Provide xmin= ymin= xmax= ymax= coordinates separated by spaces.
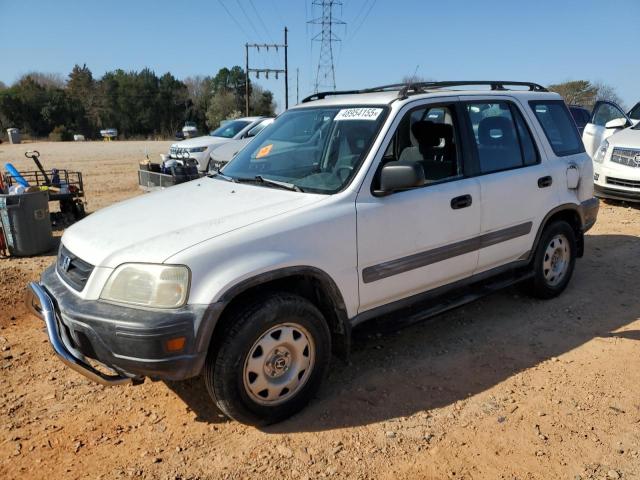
xmin=165 ymin=337 xmax=186 ymax=352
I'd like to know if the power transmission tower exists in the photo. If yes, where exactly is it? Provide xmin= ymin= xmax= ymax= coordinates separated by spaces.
xmin=244 ymin=27 xmax=289 ymax=116
xmin=308 ymin=1 xmax=345 ymax=92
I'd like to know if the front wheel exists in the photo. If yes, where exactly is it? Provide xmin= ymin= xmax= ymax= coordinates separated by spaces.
xmin=204 ymin=293 xmax=331 ymax=425
xmin=525 ymin=220 xmax=577 ymax=299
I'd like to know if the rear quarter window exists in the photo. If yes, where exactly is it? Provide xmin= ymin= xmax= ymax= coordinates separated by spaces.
xmin=529 ymin=100 xmax=585 ymax=156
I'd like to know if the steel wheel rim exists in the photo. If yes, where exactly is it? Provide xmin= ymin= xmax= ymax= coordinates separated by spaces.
xmin=542 ymin=233 xmax=570 ymax=287
xmin=243 ymin=323 xmax=315 ymax=406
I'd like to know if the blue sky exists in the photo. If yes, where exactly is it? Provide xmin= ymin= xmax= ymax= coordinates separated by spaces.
xmin=1 ymin=0 xmax=638 ymax=111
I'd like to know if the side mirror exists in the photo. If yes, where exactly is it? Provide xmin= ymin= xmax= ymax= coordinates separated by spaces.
xmin=605 ymin=117 xmax=628 ymax=129
xmin=375 ymin=161 xmax=426 ymax=196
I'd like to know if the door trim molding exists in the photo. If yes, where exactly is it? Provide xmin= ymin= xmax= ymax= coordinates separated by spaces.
xmin=361 ymin=221 xmax=532 ymax=283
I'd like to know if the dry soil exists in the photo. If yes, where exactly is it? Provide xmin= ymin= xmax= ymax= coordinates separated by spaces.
xmin=0 ymin=141 xmax=639 ymax=480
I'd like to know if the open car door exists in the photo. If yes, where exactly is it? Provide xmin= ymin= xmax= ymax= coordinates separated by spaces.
xmin=583 ymin=100 xmax=632 ymax=157
xmin=627 ymin=102 xmax=640 ymax=125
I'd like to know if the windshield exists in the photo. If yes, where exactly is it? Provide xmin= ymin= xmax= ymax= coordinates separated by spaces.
xmin=210 ymin=120 xmax=251 ymax=138
xmin=221 ymin=106 xmax=387 ymax=194
xmin=246 ymin=119 xmax=272 ymax=137
xmin=630 ymin=103 xmax=640 ymax=121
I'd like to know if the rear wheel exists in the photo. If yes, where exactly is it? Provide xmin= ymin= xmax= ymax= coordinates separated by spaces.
xmin=525 ymin=220 xmax=576 ymax=299
xmin=204 ymin=293 xmax=331 ymax=425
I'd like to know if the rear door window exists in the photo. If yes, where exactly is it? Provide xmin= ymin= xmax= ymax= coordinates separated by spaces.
xmin=464 ymin=101 xmax=539 ymax=174
xmin=529 ymin=100 xmax=584 ymax=156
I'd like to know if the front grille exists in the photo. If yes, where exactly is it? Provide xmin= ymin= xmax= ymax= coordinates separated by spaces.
xmin=57 ymin=245 xmax=94 ymax=291
xmin=606 ymin=177 xmax=640 ymax=189
xmin=169 ymin=147 xmax=190 ymax=159
xmin=611 ymin=148 xmax=640 ymax=168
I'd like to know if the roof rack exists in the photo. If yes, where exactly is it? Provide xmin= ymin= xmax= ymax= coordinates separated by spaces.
xmin=301 ymin=83 xmax=407 ymax=103
xmin=301 ymin=80 xmax=548 ymax=103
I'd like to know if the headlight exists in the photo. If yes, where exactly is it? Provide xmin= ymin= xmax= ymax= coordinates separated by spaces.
xmin=101 ymin=264 xmax=190 ymax=309
xmin=188 ymin=146 xmax=208 ymax=153
xmin=594 ymin=139 xmax=609 ymax=163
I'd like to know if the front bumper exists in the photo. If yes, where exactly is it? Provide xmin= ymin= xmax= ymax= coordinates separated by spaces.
xmin=594 ymin=184 xmax=640 ymax=202
xmin=25 ymin=266 xmax=224 ymax=383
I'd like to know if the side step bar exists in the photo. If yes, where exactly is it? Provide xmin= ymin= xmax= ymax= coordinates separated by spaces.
xmin=353 ymin=267 xmax=533 ymax=332
xmin=25 ymin=282 xmax=137 ymax=386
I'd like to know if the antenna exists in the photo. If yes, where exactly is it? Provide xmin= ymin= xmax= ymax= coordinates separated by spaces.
xmin=308 ymin=1 xmax=345 ymax=92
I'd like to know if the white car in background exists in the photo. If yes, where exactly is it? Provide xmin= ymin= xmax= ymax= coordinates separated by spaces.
xmin=582 ymin=101 xmax=640 ymax=202
xmin=168 ymin=117 xmax=271 ymax=172
xmin=208 ymin=118 xmax=275 ymax=171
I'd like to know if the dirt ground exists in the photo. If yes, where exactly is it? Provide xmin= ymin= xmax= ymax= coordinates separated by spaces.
xmin=1 ymin=141 xmax=639 ymax=480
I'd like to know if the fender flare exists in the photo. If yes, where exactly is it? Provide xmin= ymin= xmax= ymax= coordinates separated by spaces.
xmin=528 ymin=203 xmax=587 ymax=262
xmin=213 ymin=265 xmax=352 ymax=359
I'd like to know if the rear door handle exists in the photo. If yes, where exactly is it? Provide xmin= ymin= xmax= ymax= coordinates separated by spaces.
xmin=451 ymin=194 xmax=472 ymax=209
xmin=538 ymin=176 xmax=553 ymax=188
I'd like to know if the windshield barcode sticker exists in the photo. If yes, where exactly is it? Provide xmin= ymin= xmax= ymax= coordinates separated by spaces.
xmin=335 ymin=108 xmax=383 ymax=121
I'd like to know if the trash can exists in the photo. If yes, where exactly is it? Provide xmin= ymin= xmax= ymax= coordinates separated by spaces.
xmin=0 ymin=190 xmax=53 ymax=256
xmin=6 ymin=128 xmax=21 ymax=144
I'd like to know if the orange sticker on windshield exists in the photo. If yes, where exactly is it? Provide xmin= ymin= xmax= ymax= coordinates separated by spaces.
xmin=256 ymin=144 xmax=273 ymax=159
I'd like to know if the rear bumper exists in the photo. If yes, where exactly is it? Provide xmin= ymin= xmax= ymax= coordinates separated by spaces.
xmin=594 ymin=184 xmax=640 ymax=203
xmin=578 ymin=197 xmax=599 ymax=232
xmin=26 ymin=265 xmax=224 ymax=383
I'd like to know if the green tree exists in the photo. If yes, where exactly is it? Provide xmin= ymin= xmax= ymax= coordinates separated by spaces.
xmin=250 ymin=85 xmax=276 ymax=117
xmin=67 ymin=64 xmax=96 ymax=136
xmin=157 ymin=72 xmax=189 ymax=136
xmin=184 ymin=75 xmax=213 ymax=133
xmin=210 ymin=66 xmax=250 ymax=118
xmin=206 ymin=90 xmax=241 ymax=129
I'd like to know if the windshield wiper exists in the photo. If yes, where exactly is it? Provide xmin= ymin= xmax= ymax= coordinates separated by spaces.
xmin=254 ymin=175 xmax=303 ymax=192
xmin=207 ymin=171 xmax=237 ymax=182
xmin=231 ymin=175 xmax=304 ymax=192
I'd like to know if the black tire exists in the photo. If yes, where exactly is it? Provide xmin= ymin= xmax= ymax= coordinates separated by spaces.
xmin=525 ymin=220 xmax=577 ymax=299
xmin=204 ymin=293 xmax=331 ymax=425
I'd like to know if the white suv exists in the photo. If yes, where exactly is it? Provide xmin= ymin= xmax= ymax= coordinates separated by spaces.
xmin=168 ymin=117 xmax=272 ymax=172
xmin=27 ymin=81 xmax=598 ymax=425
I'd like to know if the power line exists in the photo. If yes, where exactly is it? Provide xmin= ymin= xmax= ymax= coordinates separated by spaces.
xmin=235 ymin=0 xmax=264 ymax=42
xmin=347 ymin=0 xmax=377 ymax=43
xmin=216 ymin=0 xmax=251 ymax=39
xmin=349 ymin=0 xmax=371 ymax=33
xmin=249 ymin=0 xmax=275 ymax=43
xmin=270 ymin=0 xmax=285 ymax=27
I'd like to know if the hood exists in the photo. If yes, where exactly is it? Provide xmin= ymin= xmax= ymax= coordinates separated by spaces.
xmin=62 ymin=179 xmax=324 ymax=268
xmin=210 ymin=138 xmax=252 ymax=163
xmin=171 ymin=135 xmax=229 ymax=149
xmin=608 ymin=127 xmax=640 ymax=149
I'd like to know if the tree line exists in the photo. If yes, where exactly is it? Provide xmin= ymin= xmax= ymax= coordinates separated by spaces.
xmin=0 ymin=65 xmax=276 ymax=140
xmin=547 ymin=80 xmax=625 ymax=109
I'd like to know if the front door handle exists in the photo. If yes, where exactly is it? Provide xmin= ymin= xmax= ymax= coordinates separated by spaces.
xmin=538 ymin=176 xmax=553 ymax=188
xmin=451 ymin=194 xmax=472 ymax=209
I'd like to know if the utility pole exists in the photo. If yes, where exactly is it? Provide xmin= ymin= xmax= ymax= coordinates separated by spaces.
xmin=296 ymin=68 xmax=299 ymax=104
xmin=245 ymin=43 xmax=249 ymax=117
xmin=309 ymin=1 xmax=345 ymax=92
xmin=244 ymin=27 xmax=289 ymax=116
xmin=284 ymin=27 xmax=288 ymax=110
